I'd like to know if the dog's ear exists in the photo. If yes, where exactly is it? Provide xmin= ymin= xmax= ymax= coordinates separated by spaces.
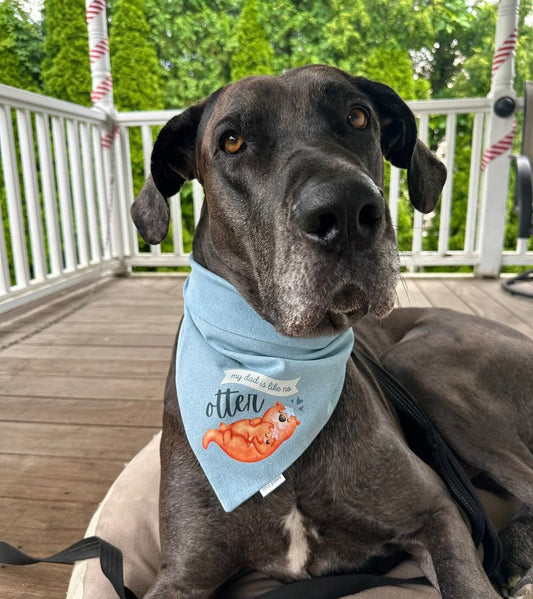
xmin=131 ymin=102 xmax=205 ymax=245
xmin=354 ymin=77 xmax=446 ymax=213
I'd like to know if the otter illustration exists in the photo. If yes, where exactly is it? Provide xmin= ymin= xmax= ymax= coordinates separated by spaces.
xmin=202 ymin=402 xmax=300 ymax=462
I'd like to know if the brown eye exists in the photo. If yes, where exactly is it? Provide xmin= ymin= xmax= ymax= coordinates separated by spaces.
xmin=221 ymin=132 xmax=246 ymax=154
xmin=348 ymin=106 xmax=368 ymax=129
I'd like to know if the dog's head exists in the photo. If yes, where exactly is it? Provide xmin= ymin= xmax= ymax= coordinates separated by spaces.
xmin=132 ymin=65 xmax=446 ymax=337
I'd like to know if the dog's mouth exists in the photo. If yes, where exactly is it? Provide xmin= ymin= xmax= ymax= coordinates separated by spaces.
xmin=270 ymin=277 xmax=395 ymax=338
xmin=331 ymin=284 xmax=369 ymax=315
xmin=324 ymin=285 xmax=371 ymax=328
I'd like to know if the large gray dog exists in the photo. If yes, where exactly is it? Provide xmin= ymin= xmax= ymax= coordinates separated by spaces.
xmin=131 ymin=65 xmax=533 ymax=599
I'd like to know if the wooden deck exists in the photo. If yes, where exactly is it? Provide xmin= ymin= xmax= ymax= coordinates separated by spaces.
xmin=0 ymin=274 xmax=532 ymax=598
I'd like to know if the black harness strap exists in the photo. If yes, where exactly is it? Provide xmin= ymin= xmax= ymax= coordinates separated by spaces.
xmin=0 ymin=347 xmax=503 ymax=598
xmin=0 ymin=537 xmax=137 ymax=599
xmin=351 ymin=346 xmax=504 ymax=580
xmin=255 ymin=574 xmax=428 ymax=599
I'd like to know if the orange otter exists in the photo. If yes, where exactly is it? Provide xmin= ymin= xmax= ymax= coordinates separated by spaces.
xmin=202 ymin=402 xmax=300 ymax=462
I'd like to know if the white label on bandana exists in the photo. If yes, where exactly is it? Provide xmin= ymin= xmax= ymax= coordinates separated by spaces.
xmin=221 ymin=369 xmax=300 ymax=396
xmin=260 ymin=474 xmax=286 ymax=497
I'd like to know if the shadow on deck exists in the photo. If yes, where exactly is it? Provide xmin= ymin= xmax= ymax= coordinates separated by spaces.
xmin=0 ymin=274 xmax=532 ymax=598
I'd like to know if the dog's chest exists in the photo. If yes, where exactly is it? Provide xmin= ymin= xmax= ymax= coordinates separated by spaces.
xmin=253 ymin=499 xmax=396 ymax=581
xmin=281 ymin=506 xmax=314 ymax=575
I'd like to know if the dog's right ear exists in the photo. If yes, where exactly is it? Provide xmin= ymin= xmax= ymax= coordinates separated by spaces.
xmin=131 ymin=102 xmax=205 ymax=245
xmin=354 ymin=77 xmax=446 ymax=214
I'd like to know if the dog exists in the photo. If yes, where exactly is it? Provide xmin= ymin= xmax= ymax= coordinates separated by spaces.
xmin=131 ymin=65 xmax=533 ymax=599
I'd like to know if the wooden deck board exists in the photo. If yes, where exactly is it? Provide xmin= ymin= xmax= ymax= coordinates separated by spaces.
xmin=0 ymin=356 xmax=169 ymax=378
xmin=0 ymin=374 xmax=165 ymax=400
xmin=0 ymin=396 xmax=162 ymax=426
xmin=1 ymin=274 xmax=532 ymax=598
xmin=0 ymin=454 xmax=125 ymax=504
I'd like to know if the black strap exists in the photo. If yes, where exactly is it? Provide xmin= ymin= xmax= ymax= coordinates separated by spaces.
xmin=0 ymin=537 xmax=137 ymax=599
xmin=351 ymin=346 xmax=504 ymax=579
xmin=0 ymin=534 xmax=427 ymax=599
xmin=256 ymin=574 xmax=428 ymax=599
xmin=0 ymin=536 xmax=428 ymax=599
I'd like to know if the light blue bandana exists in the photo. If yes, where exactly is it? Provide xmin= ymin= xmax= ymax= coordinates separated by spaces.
xmin=176 ymin=256 xmax=354 ymax=512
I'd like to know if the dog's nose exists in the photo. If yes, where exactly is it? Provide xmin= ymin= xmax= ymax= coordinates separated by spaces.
xmin=290 ymin=177 xmax=385 ymax=250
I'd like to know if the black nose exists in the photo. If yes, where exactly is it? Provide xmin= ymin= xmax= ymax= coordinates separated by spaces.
xmin=290 ymin=177 xmax=385 ymax=250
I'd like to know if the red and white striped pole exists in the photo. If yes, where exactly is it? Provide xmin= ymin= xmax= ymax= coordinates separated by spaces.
xmin=85 ymin=0 xmax=124 ymax=261
xmin=85 ymin=0 xmax=118 ymax=148
xmin=476 ymin=0 xmax=520 ymax=277
xmin=481 ymin=25 xmax=518 ymax=171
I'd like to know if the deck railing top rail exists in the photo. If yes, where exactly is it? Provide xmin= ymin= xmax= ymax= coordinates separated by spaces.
xmin=0 ymin=84 xmax=108 ymax=124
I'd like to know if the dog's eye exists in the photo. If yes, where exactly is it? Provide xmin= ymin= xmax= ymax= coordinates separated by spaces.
xmin=221 ymin=131 xmax=247 ymax=154
xmin=348 ymin=106 xmax=368 ymax=129
xmin=278 ymin=414 xmax=287 ymax=422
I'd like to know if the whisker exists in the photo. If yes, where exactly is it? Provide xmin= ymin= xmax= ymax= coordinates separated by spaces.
xmin=397 ymin=272 xmax=411 ymax=308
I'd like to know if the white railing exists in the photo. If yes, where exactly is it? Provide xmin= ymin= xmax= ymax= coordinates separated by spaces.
xmin=0 ymin=86 xmax=531 ymax=314
xmin=402 ymin=96 xmax=529 ymax=270
xmin=117 ymin=96 xmax=530 ymax=271
xmin=0 ymin=85 xmax=124 ymax=313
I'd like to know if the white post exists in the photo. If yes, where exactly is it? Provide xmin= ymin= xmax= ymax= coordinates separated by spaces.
xmin=85 ymin=0 xmax=125 ymax=262
xmin=476 ymin=0 xmax=520 ymax=277
xmin=86 ymin=0 xmax=114 ymax=114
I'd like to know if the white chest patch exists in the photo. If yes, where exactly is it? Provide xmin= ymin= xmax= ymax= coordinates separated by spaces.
xmin=283 ymin=506 xmax=310 ymax=575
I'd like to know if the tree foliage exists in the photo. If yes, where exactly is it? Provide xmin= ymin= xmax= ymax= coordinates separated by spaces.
xmin=140 ymin=0 xmax=532 ymax=107
xmin=41 ymin=0 xmax=91 ymax=105
xmin=109 ymin=0 xmax=164 ymax=111
xmin=0 ymin=0 xmax=43 ymax=91
xmin=144 ymin=0 xmax=240 ymax=107
xmin=230 ymin=0 xmax=275 ymax=80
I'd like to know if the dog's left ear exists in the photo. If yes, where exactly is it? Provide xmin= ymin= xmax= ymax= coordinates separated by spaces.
xmin=355 ymin=77 xmax=446 ymax=213
xmin=131 ymin=101 xmax=206 ymax=245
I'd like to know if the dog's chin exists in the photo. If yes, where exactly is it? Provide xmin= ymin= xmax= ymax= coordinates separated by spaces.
xmin=271 ymin=289 xmax=396 ymax=338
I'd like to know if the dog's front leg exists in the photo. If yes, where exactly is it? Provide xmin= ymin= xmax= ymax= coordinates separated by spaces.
xmin=143 ymin=429 xmax=244 ymax=599
xmin=143 ymin=541 xmax=238 ymax=599
xmin=412 ymin=503 xmax=501 ymax=599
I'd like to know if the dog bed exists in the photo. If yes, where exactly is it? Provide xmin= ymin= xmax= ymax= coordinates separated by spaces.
xmin=66 ymin=432 xmax=515 ymax=599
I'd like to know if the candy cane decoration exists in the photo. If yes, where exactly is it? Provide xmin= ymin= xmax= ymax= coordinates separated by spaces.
xmin=85 ymin=0 xmax=118 ymax=148
xmin=481 ymin=25 xmax=518 ymax=171
xmin=85 ymin=0 xmax=106 ymax=22
xmin=90 ymin=76 xmax=113 ymax=104
xmin=481 ymin=118 xmax=517 ymax=171
xmin=491 ymin=27 xmax=518 ymax=79
xmin=89 ymin=38 xmax=109 ymax=64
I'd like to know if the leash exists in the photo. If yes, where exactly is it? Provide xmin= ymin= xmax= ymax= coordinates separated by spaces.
xmin=0 ymin=347 xmax=503 ymax=597
xmin=0 ymin=537 xmax=136 ymax=599
xmin=351 ymin=346 xmax=504 ymax=581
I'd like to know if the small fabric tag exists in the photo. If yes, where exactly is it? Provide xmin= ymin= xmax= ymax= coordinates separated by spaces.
xmin=260 ymin=474 xmax=286 ymax=497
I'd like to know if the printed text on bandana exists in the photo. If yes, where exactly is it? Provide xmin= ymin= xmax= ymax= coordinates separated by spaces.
xmin=221 ymin=369 xmax=300 ymax=396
